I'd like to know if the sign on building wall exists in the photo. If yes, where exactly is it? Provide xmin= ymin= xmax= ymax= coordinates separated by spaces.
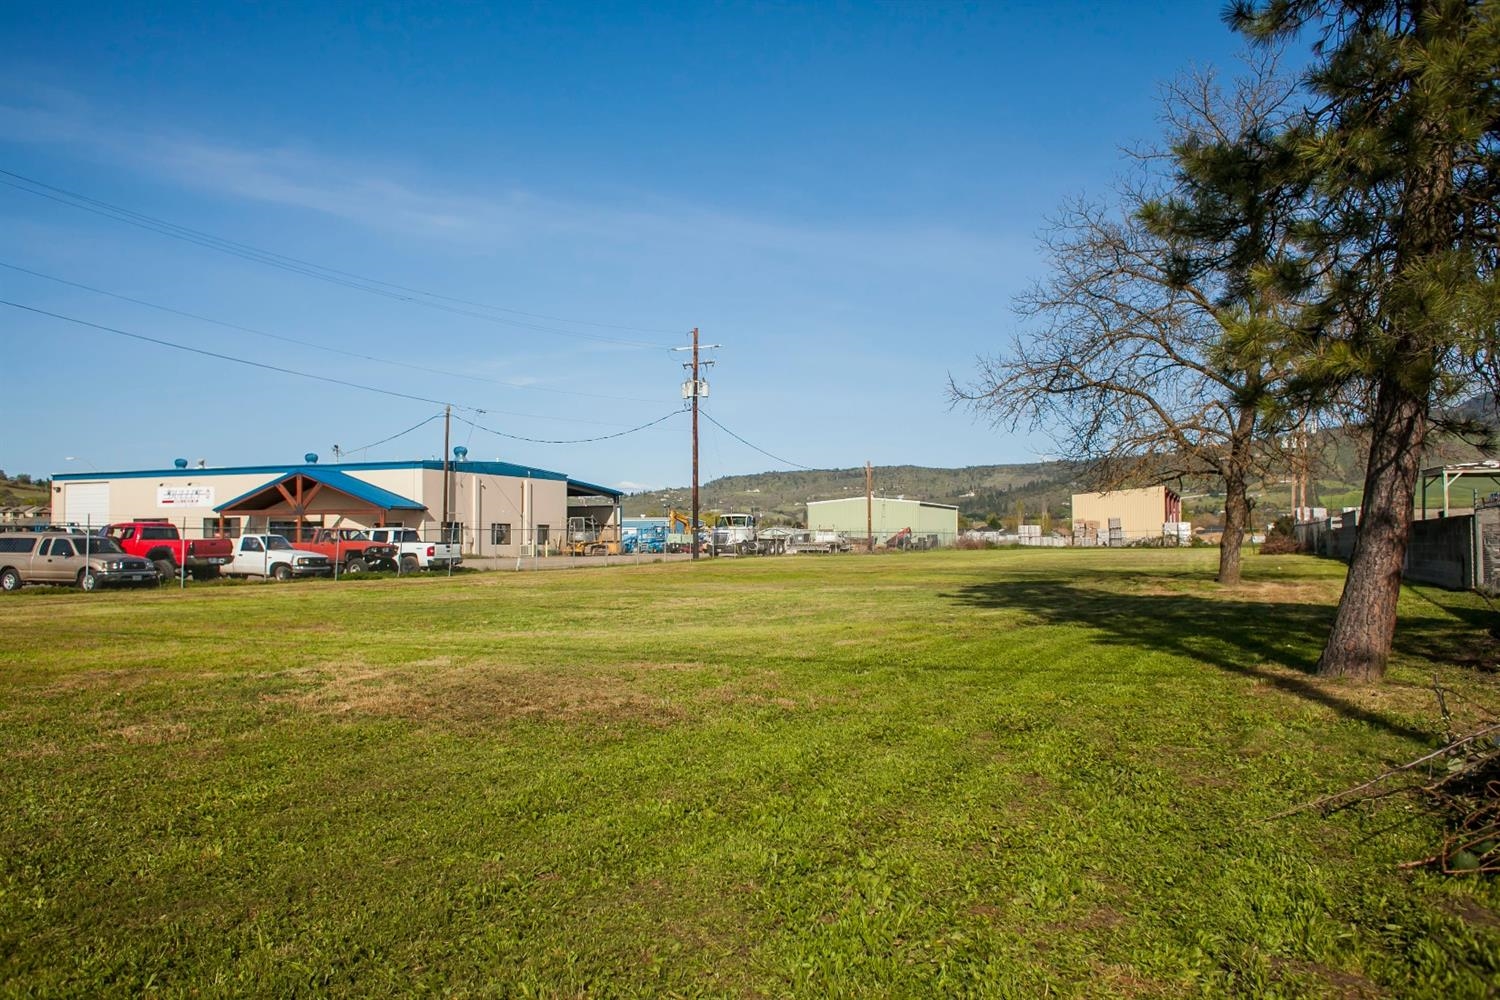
xmin=157 ymin=486 xmax=215 ymax=508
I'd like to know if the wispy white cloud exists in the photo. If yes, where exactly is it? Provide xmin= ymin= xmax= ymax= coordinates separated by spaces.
xmin=0 ymin=86 xmax=1031 ymax=280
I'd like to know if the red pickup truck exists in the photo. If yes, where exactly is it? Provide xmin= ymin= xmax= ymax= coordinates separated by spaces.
xmin=299 ymin=528 xmax=399 ymax=574
xmin=102 ymin=521 xmax=235 ymax=580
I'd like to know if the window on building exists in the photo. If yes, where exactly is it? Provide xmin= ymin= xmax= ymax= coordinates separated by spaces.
xmin=490 ymin=523 xmax=511 ymax=545
xmin=441 ymin=521 xmax=464 ymax=544
xmin=535 ymin=524 xmax=549 ymax=547
xmin=204 ymin=517 xmax=241 ymax=539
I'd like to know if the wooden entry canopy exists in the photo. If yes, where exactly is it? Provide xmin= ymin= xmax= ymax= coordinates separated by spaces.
xmin=214 ymin=468 xmax=427 ymax=540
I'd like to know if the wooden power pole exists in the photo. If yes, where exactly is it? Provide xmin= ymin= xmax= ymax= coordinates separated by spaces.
xmin=671 ymin=329 xmax=718 ymax=560
xmin=865 ymin=461 xmax=874 ymax=552
xmin=441 ymin=404 xmax=451 ymax=542
xmin=691 ymin=328 xmax=701 ymax=560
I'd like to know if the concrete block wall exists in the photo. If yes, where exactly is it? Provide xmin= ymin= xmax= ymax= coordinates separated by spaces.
xmin=1406 ymin=514 xmax=1475 ymax=589
xmin=1295 ymin=508 xmax=1491 ymax=592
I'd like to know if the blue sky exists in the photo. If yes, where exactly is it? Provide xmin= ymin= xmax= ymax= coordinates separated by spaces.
xmin=1 ymin=2 xmax=1250 ymax=491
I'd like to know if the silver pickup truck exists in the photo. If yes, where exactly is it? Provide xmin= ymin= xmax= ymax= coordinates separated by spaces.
xmin=0 ymin=532 xmax=158 ymax=592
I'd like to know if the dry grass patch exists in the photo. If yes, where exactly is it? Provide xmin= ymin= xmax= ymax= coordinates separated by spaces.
xmin=42 ymin=667 xmax=164 ymax=696
xmin=111 ymin=720 xmax=193 ymax=745
xmin=267 ymin=660 xmax=688 ymax=727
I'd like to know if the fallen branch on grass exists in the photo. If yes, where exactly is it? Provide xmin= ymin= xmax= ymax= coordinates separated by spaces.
xmin=1271 ymin=681 xmax=1500 ymax=876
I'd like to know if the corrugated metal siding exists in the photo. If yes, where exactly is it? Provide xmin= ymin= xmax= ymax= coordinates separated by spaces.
xmin=1071 ymin=487 xmax=1167 ymax=541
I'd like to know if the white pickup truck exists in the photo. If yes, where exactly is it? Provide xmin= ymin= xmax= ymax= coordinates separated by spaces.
xmin=365 ymin=527 xmax=462 ymax=572
xmin=222 ymin=534 xmax=334 ymax=581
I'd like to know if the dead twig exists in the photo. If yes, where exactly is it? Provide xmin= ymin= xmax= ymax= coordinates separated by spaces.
xmin=1268 ymin=721 xmax=1500 ymax=820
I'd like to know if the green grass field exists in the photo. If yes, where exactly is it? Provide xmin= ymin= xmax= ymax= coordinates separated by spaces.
xmin=2 ymin=550 xmax=1497 ymax=997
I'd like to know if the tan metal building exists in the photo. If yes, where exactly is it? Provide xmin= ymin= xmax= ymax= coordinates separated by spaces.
xmin=805 ymin=496 xmax=960 ymax=546
xmin=1070 ymin=485 xmax=1183 ymax=544
xmin=50 ymin=458 xmax=621 ymax=557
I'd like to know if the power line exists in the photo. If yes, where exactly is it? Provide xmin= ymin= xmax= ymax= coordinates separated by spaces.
xmin=0 ymin=260 xmax=672 ymax=405
xmin=1 ymin=299 xmax=639 ymax=427
xmin=0 ymin=168 xmax=682 ymax=348
xmin=699 ymin=410 xmax=817 ymax=471
xmin=458 ymin=408 xmax=683 ymax=445
xmin=347 ymin=412 xmax=445 ymax=455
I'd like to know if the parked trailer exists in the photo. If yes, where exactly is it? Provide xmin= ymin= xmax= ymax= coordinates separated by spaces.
xmin=787 ymin=530 xmax=852 ymax=554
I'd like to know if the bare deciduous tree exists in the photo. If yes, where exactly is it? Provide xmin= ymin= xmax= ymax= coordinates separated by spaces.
xmin=954 ymin=62 xmax=1306 ymax=585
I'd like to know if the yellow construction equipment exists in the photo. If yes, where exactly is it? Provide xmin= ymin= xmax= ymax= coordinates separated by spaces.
xmin=563 ymin=516 xmax=622 ymax=556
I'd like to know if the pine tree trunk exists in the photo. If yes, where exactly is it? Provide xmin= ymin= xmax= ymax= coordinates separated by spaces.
xmin=1218 ymin=473 xmax=1250 ymax=585
xmin=1216 ymin=406 xmax=1258 ymax=586
xmin=1317 ymin=378 xmax=1428 ymax=681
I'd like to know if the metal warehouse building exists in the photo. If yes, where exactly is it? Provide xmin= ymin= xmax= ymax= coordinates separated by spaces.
xmin=1070 ymin=485 xmax=1183 ymax=545
xmin=50 ymin=458 xmax=622 ymax=557
xmin=805 ymin=496 xmax=959 ymax=546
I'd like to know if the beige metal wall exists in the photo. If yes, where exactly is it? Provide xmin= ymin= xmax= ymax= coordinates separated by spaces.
xmin=53 ymin=467 xmax=577 ymax=553
xmin=56 ymin=473 xmax=268 ymax=533
xmin=1071 ymin=486 xmax=1168 ymax=539
xmin=444 ymin=471 xmax=570 ymax=556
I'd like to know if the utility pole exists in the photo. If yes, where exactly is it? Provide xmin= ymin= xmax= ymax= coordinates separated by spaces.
xmin=441 ymin=404 xmax=451 ymax=543
xmin=672 ymin=329 xmax=719 ymax=560
xmin=865 ymin=461 xmax=874 ymax=552
xmin=691 ymin=329 xmax=700 ymax=560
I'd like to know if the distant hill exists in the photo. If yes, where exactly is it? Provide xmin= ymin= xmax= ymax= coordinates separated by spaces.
xmin=627 ymin=414 xmax=1496 ymax=528
xmin=623 ymin=462 xmax=1083 ymax=526
xmin=1445 ymin=392 xmax=1499 ymax=427
xmin=0 ymin=471 xmax=51 ymax=511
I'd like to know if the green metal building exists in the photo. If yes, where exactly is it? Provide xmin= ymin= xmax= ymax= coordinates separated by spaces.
xmin=805 ymin=496 xmax=960 ymax=546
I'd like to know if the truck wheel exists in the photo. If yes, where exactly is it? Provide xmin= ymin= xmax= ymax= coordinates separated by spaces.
xmin=400 ymin=554 xmax=419 ymax=573
xmin=344 ymin=557 xmax=367 ymax=575
xmin=1 ymin=568 xmax=23 ymax=592
xmin=153 ymin=559 xmax=177 ymax=581
xmin=270 ymin=563 xmax=293 ymax=582
xmin=77 ymin=569 xmax=99 ymax=592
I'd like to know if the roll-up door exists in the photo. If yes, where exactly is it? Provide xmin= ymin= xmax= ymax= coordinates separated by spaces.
xmin=64 ymin=482 xmax=110 ymax=529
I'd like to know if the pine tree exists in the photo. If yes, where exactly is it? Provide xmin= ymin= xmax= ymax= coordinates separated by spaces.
xmin=1232 ymin=0 xmax=1500 ymax=680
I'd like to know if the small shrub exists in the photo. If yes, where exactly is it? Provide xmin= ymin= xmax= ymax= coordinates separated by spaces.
xmin=1259 ymin=515 xmax=1305 ymax=555
xmin=1259 ymin=534 xmax=1304 ymax=555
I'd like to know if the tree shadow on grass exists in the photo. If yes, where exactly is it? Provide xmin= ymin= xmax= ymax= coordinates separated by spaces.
xmin=1394 ymin=584 xmax=1500 ymax=675
xmin=947 ymin=573 xmax=1438 ymax=744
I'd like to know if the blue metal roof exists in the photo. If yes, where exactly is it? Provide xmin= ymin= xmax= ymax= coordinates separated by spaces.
xmin=52 ymin=459 xmax=622 ymax=499
xmin=53 ymin=459 xmax=572 ymax=482
xmin=216 ymin=467 xmax=428 ymax=513
xmin=567 ymin=478 xmax=624 ymax=499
